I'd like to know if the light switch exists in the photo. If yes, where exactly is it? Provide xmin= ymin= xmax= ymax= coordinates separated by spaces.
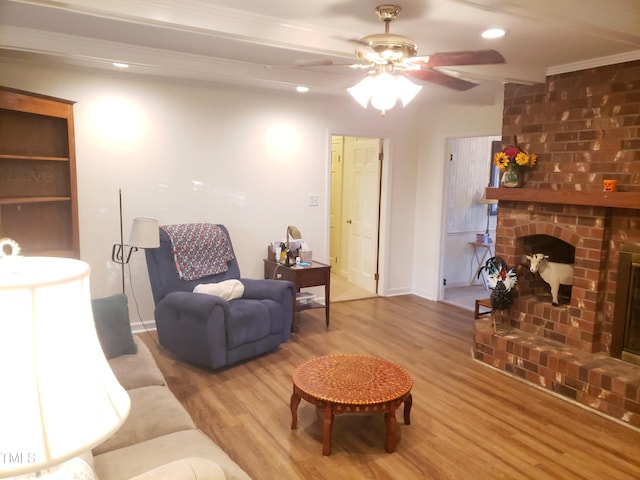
xmin=308 ymin=194 xmax=319 ymax=207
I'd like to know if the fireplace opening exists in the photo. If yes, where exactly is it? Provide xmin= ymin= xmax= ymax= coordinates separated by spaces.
xmin=612 ymin=245 xmax=640 ymax=366
xmin=517 ymin=234 xmax=575 ymax=306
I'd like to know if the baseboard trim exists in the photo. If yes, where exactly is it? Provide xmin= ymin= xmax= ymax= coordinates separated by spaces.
xmin=131 ymin=319 xmax=156 ymax=334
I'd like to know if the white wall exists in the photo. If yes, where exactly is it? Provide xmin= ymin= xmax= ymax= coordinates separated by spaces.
xmin=1 ymin=61 xmax=426 ymax=326
xmin=412 ymin=104 xmax=503 ymax=300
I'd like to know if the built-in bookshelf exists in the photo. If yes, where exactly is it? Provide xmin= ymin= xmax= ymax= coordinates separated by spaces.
xmin=0 ymin=87 xmax=79 ymax=257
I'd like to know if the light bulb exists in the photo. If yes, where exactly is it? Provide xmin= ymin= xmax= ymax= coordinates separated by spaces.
xmin=370 ymin=73 xmax=398 ymax=111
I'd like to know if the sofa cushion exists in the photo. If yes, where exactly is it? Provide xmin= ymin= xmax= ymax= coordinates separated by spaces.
xmin=108 ymin=337 xmax=165 ymax=390
xmin=128 ymin=457 xmax=227 ymax=480
xmin=78 ymin=450 xmax=95 ymax=474
xmin=93 ymin=430 xmax=252 ymax=480
xmin=92 ymin=293 xmax=138 ymax=359
xmin=93 ymin=385 xmax=195 ymax=455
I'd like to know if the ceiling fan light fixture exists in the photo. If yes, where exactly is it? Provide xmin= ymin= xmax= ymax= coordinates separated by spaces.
xmin=396 ymin=75 xmax=422 ymax=107
xmin=347 ymin=75 xmax=375 ymax=108
xmin=348 ymin=72 xmax=422 ymax=113
xmin=369 ymin=72 xmax=398 ymax=111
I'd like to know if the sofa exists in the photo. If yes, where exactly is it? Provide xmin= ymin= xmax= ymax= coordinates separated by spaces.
xmin=89 ymin=294 xmax=252 ymax=480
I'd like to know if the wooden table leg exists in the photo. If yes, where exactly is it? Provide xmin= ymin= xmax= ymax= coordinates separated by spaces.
xmin=322 ymin=405 xmax=334 ymax=456
xmin=290 ymin=391 xmax=301 ymax=429
xmin=384 ymin=406 xmax=398 ymax=453
xmin=404 ymin=393 xmax=412 ymax=425
xmin=324 ymin=277 xmax=330 ymax=328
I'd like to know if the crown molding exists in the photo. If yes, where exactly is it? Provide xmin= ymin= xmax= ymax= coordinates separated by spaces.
xmin=547 ymin=50 xmax=640 ymax=76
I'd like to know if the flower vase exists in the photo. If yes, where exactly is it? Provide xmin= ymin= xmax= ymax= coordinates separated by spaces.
xmin=501 ymin=163 xmax=521 ymax=188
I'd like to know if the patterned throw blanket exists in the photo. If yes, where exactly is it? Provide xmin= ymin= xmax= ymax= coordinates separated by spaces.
xmin=161 ymin=224 xmax=235 ymax=281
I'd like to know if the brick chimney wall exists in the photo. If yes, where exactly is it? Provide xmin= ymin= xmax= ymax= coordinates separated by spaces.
xmin=473 ymin=60 xmax=640 ymax=429
xmin=501 ymin=60 xmax=640 ymax=193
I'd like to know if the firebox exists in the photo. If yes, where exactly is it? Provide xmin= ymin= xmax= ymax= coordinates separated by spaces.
xmin=612 ymin=245 xmax=640 ymax=366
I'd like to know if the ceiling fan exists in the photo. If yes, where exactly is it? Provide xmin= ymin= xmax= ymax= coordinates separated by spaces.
xmin=345 ymin=4 xmax=506 ymax=91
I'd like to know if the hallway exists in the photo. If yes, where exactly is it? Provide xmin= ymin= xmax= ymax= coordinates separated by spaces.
xmin=441 ymin=284 xmax=488 ymax=312
xmin=330 ymin=272 xmax=376 ymax=303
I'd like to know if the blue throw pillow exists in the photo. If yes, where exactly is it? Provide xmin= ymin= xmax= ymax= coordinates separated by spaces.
xmin=91 ymin=293 xmax=138 ymax=359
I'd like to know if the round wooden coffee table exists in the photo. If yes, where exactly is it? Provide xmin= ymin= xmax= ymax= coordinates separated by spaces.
xmin=290 ymin=354 xmax=413 ymax=456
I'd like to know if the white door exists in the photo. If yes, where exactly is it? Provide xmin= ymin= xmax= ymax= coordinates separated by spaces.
xmin=343 ymin=137 xmax=381 ymax=292
xmin=329 ymin=137 xmax=343 ymax=272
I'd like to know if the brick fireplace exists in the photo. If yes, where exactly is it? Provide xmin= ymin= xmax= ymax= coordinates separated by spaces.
xmin=473 ymin=60 xmax=640 ymax=429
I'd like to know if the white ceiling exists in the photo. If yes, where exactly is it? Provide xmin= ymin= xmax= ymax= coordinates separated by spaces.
xmin=1 ymin=0 xmax=639 ymax=105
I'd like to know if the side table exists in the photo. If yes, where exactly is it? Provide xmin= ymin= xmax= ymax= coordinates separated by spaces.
xmin=469 ymin=241 xmax=493 ymax=286
xmin=263 ymin=259 xmax=331 ymax=328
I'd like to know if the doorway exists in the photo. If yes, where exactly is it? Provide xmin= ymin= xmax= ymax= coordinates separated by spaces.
xmin=330 ymin=135 xmax=382 ymax=302
xmin=440 ymin=135 xmax=500 ymax=311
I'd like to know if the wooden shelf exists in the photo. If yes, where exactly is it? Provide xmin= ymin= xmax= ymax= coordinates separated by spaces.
xmin=0 ymin=154 xmax=69 ymax=161
xmin=485 ymin=188 xmax=640 ymax=210
xmin=0 ymin=87 xmax=79 ymax=258
xmin=0 ymin=196 xmax=71 ymax=205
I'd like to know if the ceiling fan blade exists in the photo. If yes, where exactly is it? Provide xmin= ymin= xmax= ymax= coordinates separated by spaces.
xmin=290 ymin=59 xmax=365 ymax=69
xmin=406 ymin=69 xmax=478 ymax=91
xmin=294 ymin=59 xmax=336 ymax=67
xmin=414 ymin=49 xmax=505 ymax=67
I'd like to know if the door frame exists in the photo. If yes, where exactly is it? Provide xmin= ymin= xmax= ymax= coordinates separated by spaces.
xmin=327 ymin=132 xmax=391 ymax=296
xmin=438 ymin=133 xmax=502 ymax=301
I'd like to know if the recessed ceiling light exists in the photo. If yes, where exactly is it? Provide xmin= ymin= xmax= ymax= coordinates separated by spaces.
xmin=112 ymin=62 xmax=129 ymax=68
xmin=296 ymin=86 xmax=309 ymax=93
xmin=481 ymin=28 xmax=507 ymax=39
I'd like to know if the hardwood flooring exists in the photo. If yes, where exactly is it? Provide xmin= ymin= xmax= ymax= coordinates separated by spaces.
xmin=139 ymin=295 xmax=640 ymax=480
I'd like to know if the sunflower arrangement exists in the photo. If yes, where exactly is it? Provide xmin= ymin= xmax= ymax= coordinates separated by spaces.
xmin=493 ymin=144 xmax=537 ymax=171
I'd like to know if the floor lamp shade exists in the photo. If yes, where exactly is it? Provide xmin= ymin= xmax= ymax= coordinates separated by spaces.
xmin=0 ymin=257 xmax=130 ymax=477
xmin=129 ymin=217 xmax=160 ymax=249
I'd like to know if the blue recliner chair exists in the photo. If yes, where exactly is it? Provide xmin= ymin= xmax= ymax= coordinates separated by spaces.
xmin=145 ymin=224 xmax=294 ymax=369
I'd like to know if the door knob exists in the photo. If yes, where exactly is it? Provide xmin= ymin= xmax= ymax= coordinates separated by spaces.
xmin=346 ymin=219 xmax=352 ymax=224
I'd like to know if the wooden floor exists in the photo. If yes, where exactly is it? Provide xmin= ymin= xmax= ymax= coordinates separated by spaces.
xmin=139 ymin=295 xmax=640 ymax=480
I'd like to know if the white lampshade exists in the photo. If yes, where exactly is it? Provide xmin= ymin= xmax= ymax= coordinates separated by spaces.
xmin=396 ymin=74 xmax=423 ymax=107
xmin=347 ymin=74 xmax=374 ymax=108
xmin=0 ymin=256 xmax=130 ymax=477
xmin=348 ymin=72 xmax=422 ymax=112
xmin=477 ymin=191 xmax=498 ymax=205
xmin=129 ymin=217 xmax=160 ymax=248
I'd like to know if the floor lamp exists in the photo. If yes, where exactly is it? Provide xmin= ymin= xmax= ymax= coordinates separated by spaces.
xmin=478 ymin=190 xmax=498 ymax=241
xmin=111 ymin=189 xmax=159 ymax=293
xmin=0 ymin=249 xmax=130 ymax=478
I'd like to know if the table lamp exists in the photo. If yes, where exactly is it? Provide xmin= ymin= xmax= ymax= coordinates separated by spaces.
xmin=0 ymin=247 xmax=131 ymax=478
xmin=285 ymin=226 xmax=302 ymax=266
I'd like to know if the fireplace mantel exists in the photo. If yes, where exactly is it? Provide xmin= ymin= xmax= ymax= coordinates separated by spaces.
xmin=485 ymin=188 xmax=640 ymax=209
